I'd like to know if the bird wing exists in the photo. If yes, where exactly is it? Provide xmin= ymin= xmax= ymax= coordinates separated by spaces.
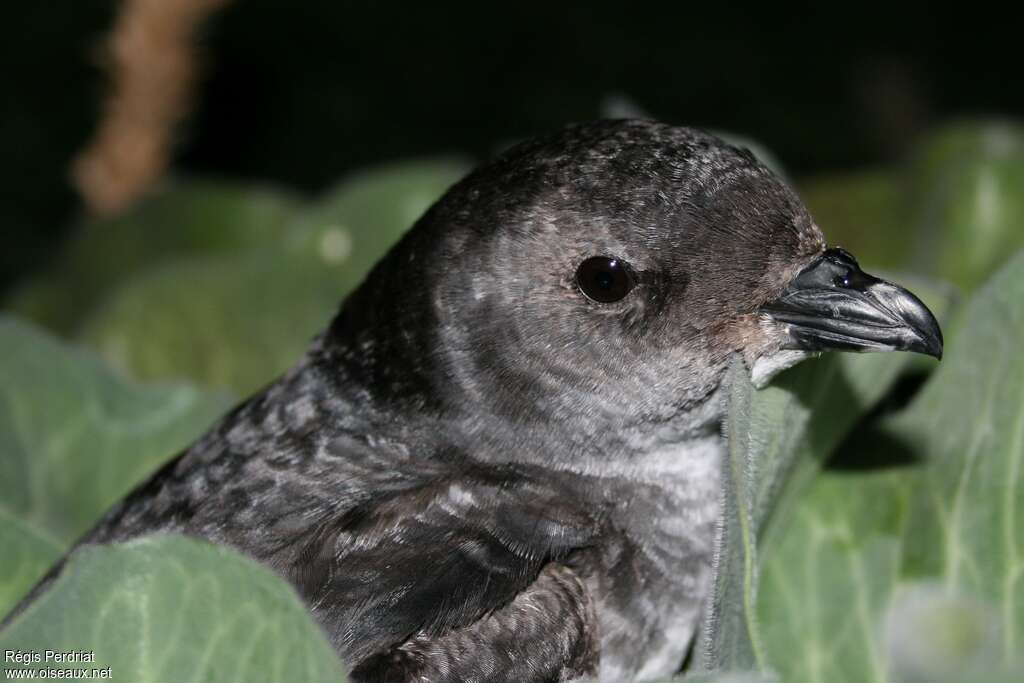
xmin=270 ymin=466 xmax=603 ymax=679
xmin=349 ymin=561 xmax=600 ymax=682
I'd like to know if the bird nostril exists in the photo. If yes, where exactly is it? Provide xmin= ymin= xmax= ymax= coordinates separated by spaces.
xmin=833 ymin=274 xmax=851 ymax=288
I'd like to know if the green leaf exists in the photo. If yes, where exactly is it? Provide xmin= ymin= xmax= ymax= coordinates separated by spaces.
xmin=697 ymin=353 xmax=918 ymax=673
xmin=758 ymin=470 xmax=909 ymax=683
xmin=6 ymin=180 xmax=302 ymax=335
xmin=77 ymin=252 xmax=354 ymax=395
xmin=757 ymin=250 xmax=1024 ymax=681
xmin=0 ymin=316 xmax=229 ymax=545
xmin=698 ymin=278 xmax=951 ymax=674
xmin=894 ymin=249 xmax=1024 ymax=660
xmin=798 ymin=170 xmax=909 ymax=271
xmin=907 ymin=121 xmax=1024 ymax=291
xmin=73 ymin=159 xmax=470 ymax=394
xmin=289 ymin=158 xmax=470 ymax=285
xmin=884 ymin=582 xmax=1009 ymax=683
xmin=799 ymin=121 xmax=1024 ymax=293
xmin=682 ymin=674 xmax=778 ymax=683
xmin=0 ymin=535 xmax=348 ymax=682
xmin=697 ymin=358 xmax=769 ymax=671
xmin=750 ymin=350 xmax=915 ymax=533
xmin=0 ymin=510 xmax=62 ymax=617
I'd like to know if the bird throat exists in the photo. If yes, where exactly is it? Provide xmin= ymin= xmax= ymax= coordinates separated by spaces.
xmin=585 ymin=385 xmax=726 ymax=680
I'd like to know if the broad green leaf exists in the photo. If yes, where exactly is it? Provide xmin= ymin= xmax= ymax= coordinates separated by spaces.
xmin=906 ymin=121 xmax=1024 ymax=291
xmin=682 ymin=674 xmax=778 ymax=683
xmin=799 ymin=170 xmax=909 ymax=270
xmin=289 ymin=158 xmax=470 ymax=285
xmin=799 ymin=121 xmax=1024 ymax=292
xmin=753 ymin=273 xmax=952 ymax=530
xmin=77 ymin=252 xmax=355 ymax=395
xmin=0 ymin=510 xmax=62 ymax=617
xmin=750 ymin=350 xmax=917 ymax=534
xmin=758 ymin=470 xmax=909 ymax=683
xmin=0 ymin=316 xmax=229 ymax=545
xmin=6 ymin=180 xmax=302 ymax=335
xmin=697 ymin=353 xmax=915 ymax=673
xmin=74 ymin=159 xmax=470 ymax=393
xmin=883 ymin=582 xmax=1011 ymax=683
xmin=696 ymin=358 xmax=768 ymax=671
xmin=757 ymin=250 xmax=1024 ymax=681
xmin=698 ymin=278 xmax=950 ymax=673
xmin=894 ymin=249 xmax=1024 ymax=662
xmin=0 ymin=535 xmax=347 ymax=682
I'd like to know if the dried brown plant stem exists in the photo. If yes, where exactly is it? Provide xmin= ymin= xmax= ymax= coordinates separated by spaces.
xmin=73 ymin=0 xmax=233 ymax=216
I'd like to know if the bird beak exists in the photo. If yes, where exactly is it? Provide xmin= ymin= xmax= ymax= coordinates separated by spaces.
xmin=759 ymin=248 xmax=943 ymax=359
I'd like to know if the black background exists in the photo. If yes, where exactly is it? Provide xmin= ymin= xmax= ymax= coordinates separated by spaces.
xmin=2 ymin=1 xmax=1019 ymax=289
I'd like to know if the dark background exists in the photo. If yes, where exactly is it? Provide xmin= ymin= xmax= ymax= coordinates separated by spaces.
xmin=2 ymin=1 xmax=1019 ymax=290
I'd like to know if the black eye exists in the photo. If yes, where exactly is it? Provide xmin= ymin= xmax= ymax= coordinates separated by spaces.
xmin=575 ymin=256 xmax=635 ymax=303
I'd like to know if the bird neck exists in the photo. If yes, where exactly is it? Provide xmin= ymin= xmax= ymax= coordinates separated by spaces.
xmin=305 ymin=323 xmax=728 ymax=484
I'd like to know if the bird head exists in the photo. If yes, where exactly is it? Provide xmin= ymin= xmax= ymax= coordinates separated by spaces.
xmin=330 ymin=120 xmax=942 ymax=437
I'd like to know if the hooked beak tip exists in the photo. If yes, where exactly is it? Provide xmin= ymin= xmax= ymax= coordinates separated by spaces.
xmin=761 ymin=247 xmax=945 ymax=360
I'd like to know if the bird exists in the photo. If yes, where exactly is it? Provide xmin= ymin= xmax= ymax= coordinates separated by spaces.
xmin=7 ymin=120 xmax=943 ymax=682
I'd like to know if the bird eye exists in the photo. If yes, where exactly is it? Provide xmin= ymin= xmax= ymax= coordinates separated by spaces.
xmin=575 ymin=256 xmax=635 ymax=303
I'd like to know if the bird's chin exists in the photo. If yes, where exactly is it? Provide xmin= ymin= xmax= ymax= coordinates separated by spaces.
xmin=749 ymin=349 xmax=812 ymax=388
